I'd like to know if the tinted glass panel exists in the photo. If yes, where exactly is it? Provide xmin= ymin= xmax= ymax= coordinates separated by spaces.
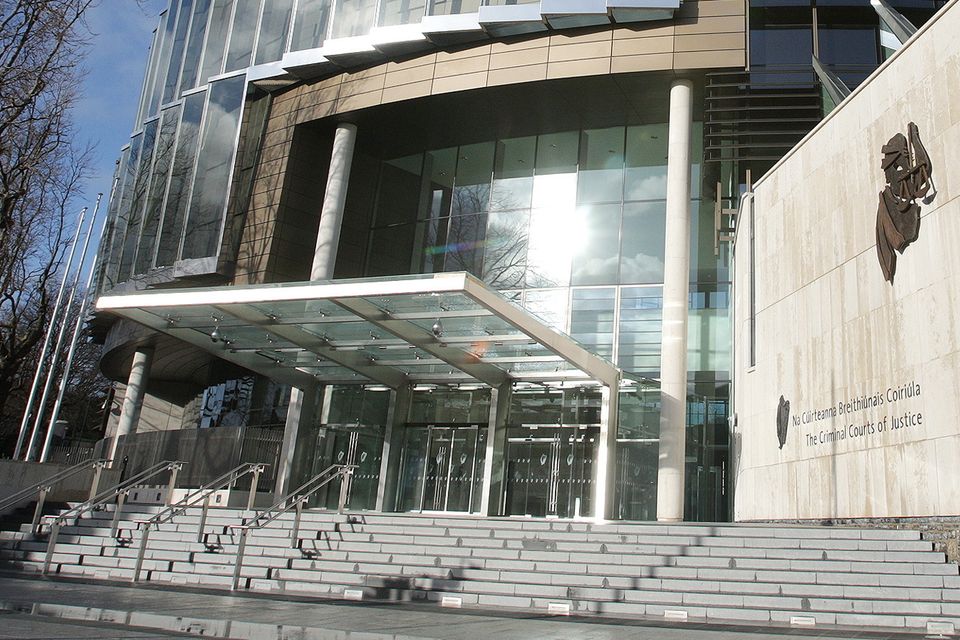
xmin=379 ymin=0 xmax=427 ymax=26
xmin=135 ymin=106 xmax=180 ymax=274
xmin=156 ymin=91 xmax=205 ymax=266
xmin=491 ymin=136 xmax=535 ymax=211
xmin=255 ymin=0 xmax=294 ymax=64
xmin=620 ymin=201 xmax=666 ymax=284
xmin=624 ymin=124 xmax=668 ymax=201
xmin=291 ymin=0 xmax=331 ymax=51
xmin=118 ymin=120 xmax=158 ymax=282
xmin=452 ymin=142 xmax=494 ymax=216
xmin=181 ymin=76 xmax=246 ymax=260
xmin=571 ymin=203 xmax=620 ymax=286
xmin=570 ymin=288 xmax=616 ymax=359
xmin=618 ymin=286 xmax=662 ymax=374
xmin=161 ymin=0 xmax=194 ymax=104
xmin=148 ymin=5 xmax=179 ymax=115
xmin=199 ymin=0 xmax=234 ymax=80
xmin=332 ymin=0 xmax=377 ymax=38
xmin=578 ymin=127 xmax=624 ymax=204
xmin=483 ymin=209 xmax=528 ymax=289
xmin=179 ymin=0 xmax=211 ymax=92
xmin=225 ymin=0 xmax=260 ymax=72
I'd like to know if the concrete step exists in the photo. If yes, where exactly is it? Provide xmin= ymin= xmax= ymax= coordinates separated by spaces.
xmin=4 ymin=505 xmax=959 ymax=633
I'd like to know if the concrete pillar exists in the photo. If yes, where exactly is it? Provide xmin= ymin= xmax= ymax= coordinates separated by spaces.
xmin=593 ymin=383 xmax=620 ymax=521
xmin=108 ymin=347 xmax=153 ymax=464
xmin=274 ymin=382 xmax=318 ymax=499
xmin=376 ymin=385 xmax=412 ymax=511
xmin=656 ymin=78 xmax=694 ymax=523
xmin=277 ymin=122 xmax=357 ymax=497
xmin=481 ymin=383 xmax=512 ymax=516
xmin=311 ymin=122 xmax=358 ymax=281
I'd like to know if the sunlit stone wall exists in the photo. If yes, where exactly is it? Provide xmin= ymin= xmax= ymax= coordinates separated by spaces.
xmin=733 ymin=0 xmax=960 ymax=520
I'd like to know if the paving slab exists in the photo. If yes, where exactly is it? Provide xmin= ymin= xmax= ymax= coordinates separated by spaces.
xmin=0 ymin=574 xmax=941 ymax=640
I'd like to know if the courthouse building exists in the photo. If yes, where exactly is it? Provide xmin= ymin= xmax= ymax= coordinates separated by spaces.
xmin=90 ymin=0 xmax=948 ymax=524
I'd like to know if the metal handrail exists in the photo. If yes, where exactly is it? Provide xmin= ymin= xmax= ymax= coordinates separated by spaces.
xmin=228 ymin=463 xmax=356 ymax=590
xmin=0 ymin=458 xmax=111 ymax=534
xmin=131 ymin=461 xmax=267 ymax=582
xmin=42 ymin=460 xmax=186 ymax=575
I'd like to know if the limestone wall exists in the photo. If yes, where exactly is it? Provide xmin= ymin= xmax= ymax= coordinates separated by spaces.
xmin=733 ymin=0 xmax=960 ymax=520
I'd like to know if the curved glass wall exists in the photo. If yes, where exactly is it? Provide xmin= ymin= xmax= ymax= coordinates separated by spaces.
xmin=356 ymin=123 xmax=728 ymax=380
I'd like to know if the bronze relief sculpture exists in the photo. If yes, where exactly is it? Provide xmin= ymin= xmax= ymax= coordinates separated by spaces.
xmin=875 ymin=122 xmax=936 ymax=282
xmin=776 ymin=395 xmax=790 ymax=450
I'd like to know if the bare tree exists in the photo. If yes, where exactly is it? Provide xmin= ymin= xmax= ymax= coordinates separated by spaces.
xmin=0 ymin=0 xmax=96 ymax=450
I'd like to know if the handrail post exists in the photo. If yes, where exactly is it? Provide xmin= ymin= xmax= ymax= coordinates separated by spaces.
xmin=232 ymin=528 xmax=248 ymax=590
xmin=337 ymin=467 xmax=351 ymax=514
xmin=111 ymin=490 xmax=127 ymax=538
xmin=197 ymin=493 xmax=211 ymax=543
xmin=247 ymin=465 xmax=262 ymax=511
xmin=291 ymin=497 xmax=303 ymax=548
xmin=42 ymin=520 xmax=61 ymax=575
xmin=88 ymin=461 xmax=105 ymax=500
xmin=30 ymin=487 xmax=49 ymax=536
xmin=165 ymin=463 xmax=181 ymax=506
xmin=133 ymin=523 xmax=151 ymax=582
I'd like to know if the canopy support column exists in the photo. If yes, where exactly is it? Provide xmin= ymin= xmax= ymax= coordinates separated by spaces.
xmin=376 ymin=384 xmax=412 ymax=511
xmin=481 ymin=383 xmax=512 ymax=516
xmin=594 ymin=381 xmax=620 ymax=520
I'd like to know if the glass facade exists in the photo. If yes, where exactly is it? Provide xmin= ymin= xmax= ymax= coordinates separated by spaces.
xmin=354 ymin=124 xmax=726 ymax=381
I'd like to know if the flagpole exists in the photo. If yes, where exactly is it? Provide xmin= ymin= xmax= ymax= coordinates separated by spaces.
xmin=25 ymin=203 xmax=99 ymax=461
xmin=12 ymin=207 xmax=88 ymax=459
xmin=40 ymin=193 xmax=106 ymax=462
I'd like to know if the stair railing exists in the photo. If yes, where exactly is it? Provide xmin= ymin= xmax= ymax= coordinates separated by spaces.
xmin=41 ymin=460 xmax=186 ymax=575
xmin=131 ymin=462 xmax=267 ymax=582
xmin=228 ymin=463 xmax=356 ymax=590
xmin=0 ymin=458 xmax=110 ymax=534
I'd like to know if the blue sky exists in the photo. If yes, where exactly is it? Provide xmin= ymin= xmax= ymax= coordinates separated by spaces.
xmin=74 ymin=0 xmax=166 ymax=249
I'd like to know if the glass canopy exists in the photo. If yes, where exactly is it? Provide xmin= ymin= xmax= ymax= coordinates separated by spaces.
xmin=96 ymin=272 xmax=621 ymax=389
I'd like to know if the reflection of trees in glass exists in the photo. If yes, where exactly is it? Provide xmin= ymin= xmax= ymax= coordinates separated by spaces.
xmin=436 ymin=182 xmax=530 ymax=290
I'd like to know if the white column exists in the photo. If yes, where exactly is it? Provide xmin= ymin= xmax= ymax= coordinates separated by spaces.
xmin=481 ymin=383 xmax=512 ymax=516
xmin=593 ymin=382 xmax=619 ymax=521
xmin=375 ymin=385 xmax=412 ymax=511
xmin=656 ymin=79 xmax=694 ymax=523
xmin=311 ymin=122 xmax=357 ymax=281
xmin=108 ymin=347 xmax=153 ymax=464
xmin=274 ymin=382 xmax=318 ymax=498
xmin=277 ymin=123 xmax=358 ymax=496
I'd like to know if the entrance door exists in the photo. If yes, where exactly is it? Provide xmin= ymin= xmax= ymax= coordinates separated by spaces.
xmin=309 ymin=425 xmax=383 ymax=510
xmin=396 ymin=424 xmax=485 ymax=513
xmin=505 ymin=426 xmax=597 ymax=518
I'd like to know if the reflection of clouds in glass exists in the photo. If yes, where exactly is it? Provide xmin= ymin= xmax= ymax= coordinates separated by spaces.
xmin=578 ymin=170 xmax=623 ymax=203
xmin=624 ymin=171 xmax=667 ymax=201
xmin=621 ymin=253 xmax=665 ymax=283
xmin=575 ymin=255 xmax=619 ymax=278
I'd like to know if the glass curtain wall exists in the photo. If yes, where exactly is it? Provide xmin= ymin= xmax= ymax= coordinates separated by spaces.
xmin=359 ymin=123 xmax=723 ymax=380
xmin=354 ymin=121 xmax=732 ymax=521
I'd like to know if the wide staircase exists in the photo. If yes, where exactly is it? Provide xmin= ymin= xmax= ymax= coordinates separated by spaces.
xmin=2 ymin=502 xmax=960 ymax=634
